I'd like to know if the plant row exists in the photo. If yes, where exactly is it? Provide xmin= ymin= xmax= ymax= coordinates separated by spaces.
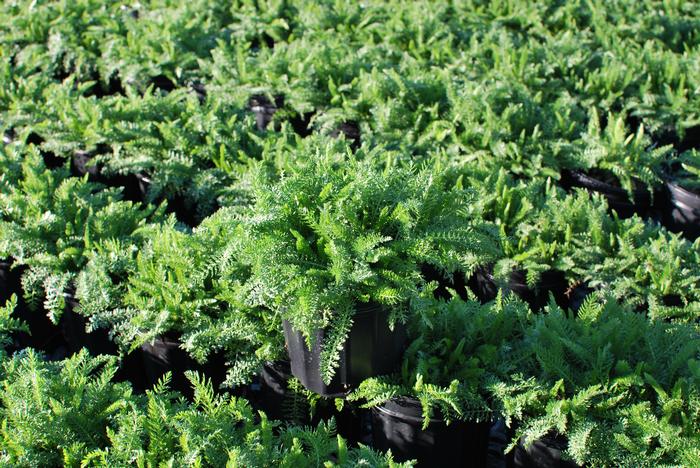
xmin=1 ymin=0 xmax=700 ymax=467
xmin=1 ymin=0 xmax=700 ymax=226
xmin=1 ymin=144 xmax=699 ymax=465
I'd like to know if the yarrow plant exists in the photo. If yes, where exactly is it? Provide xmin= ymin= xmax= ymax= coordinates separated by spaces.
xmin=240 ymin=146 xmax=502 ymax=383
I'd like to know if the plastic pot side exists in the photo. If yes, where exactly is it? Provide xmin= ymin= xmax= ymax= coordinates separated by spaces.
xmin=512 ymin=434 xmax=581 ymax=468
xmin=560 ymin=170 xmax=652 ymax=219
xmin=141 ymin=335 xmax=198 ymax=393
xmin=283 ymin=304 xmax=407 ymax=397
xmin=660 ymin=181 xmax=700 ymax=240
xmin=468 ymin=267 xmax=570 ymax=311
xmin=371 ymin=397 xmax=490 ymax=467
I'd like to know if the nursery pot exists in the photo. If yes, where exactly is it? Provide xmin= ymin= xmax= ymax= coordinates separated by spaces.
xmin=564 ymin=282 xmax=594 ymax=315
xmin=468 ymin=267 xmax=569 ymax=311
xmin=249 ymin=95 xmax=283 ymax=131
xmin=282 ymin=303 xmax=407 ymax=397
xmin=0 ymin=260 xmax=66 ymax=352
xmin=141 ymin=334 xmax=198 ymax=392
xmin=371 ymin=397 xmax=490 ymax=467
xmin=330 ymin=121 xmax=361 ymax=149
xmin=72 ymin=150 xmax=101 ymax=177
xmin=253 ymin=361 xmax=369 ymax=442
xmin=254 ymin=361 xmax=295 ymax=421
xmin=659 ymin=180 xmax=700 ymax=240
xmin=512 ymin=433 xmax=581 ymax=468
xmin=2 ymin=129 xmax=14 ymax=145
xmin=560 ymin=170 xmax=652 ymax=219
xmin=508 ymin=269 xmax=569 ymax=311
xmin=467 ymin=266 xmax=500 ymax=303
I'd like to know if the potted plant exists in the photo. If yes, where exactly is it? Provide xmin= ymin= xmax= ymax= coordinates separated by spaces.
xmin=581 ymin=221 xmax=700 ymax=322
xmin=82 ymin=371 xmax=412 ymax=467
xmin=560 ymin=109 xmax=672 ymax=219
xmin=0 ymin=146 xmax=162 ymax=351
xmin=240 ymin=150 xmax=501 ymax=396
xmin=348 ymin=292 xmax=530 ymax=466
xmin=79 ymin=208 xmax=283 ymax=391
xmin=0 ymin=349 xmax=133 ymax=466
xmin=485 ymin=188 xmax=614 ymax=311
xmin=492 ymin=295 xmax=700 ymax=467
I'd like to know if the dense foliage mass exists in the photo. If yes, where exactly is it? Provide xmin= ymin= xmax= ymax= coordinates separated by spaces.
xmin=1 ymin=0 xmax=700 ymax=466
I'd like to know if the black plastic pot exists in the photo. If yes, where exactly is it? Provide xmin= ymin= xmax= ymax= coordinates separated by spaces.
xmin=508 ymin=270 xmax=569 ymax=311
xmin=151 ymin=75 xmax=176 ymax=92
xmin=653 ymin=124 xmax=700 ymax=153
xmin=250 ymin=361 xmax=368 ymax=442
xmin=330 ymin=121 xmax=361 ymax=149
xmin=42 ymin=150 xmax=64 ymax=170
xmin=249 ymin=95 xmax=283 ymax=131
xmin=468 ymin=267 xmax=569 ymax=311
xmin=565 ymin=282 xmax=594 ymax=315
xmin=191 ymin=82 xmax=207 ymax=103
xmin=421 ymin=264 xmax=465 ymax=300
xmin=511 ymin=434 xmax=581 ymax=468
xmin=253 ymin=361 xmax=295 ymax=422
xmin=0 ymin=260 xmax=67 ymax=352
xmin=141 ymin=334 xmax=198 ymax=393
xmin=290 ymin=111 xmax=315 ymax=137
xmin=659 ymin=180 xmax=700 ymax=240
xmin=560 ymin=170 xmax=652 ymax=219
xmin=467 ymin=266 xmax=500 ymax=304
xmin=71 ymin=150 xmax=102 ymax=177
xmin=371 ymin=397 xmax=490 ymax=467
xmin=283 ymin=304 xmax=407 ymax=397
xmin=2 ymin=129 xmax=14 ymax=145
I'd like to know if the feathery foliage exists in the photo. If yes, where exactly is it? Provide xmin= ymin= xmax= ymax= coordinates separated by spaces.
xmin=241 ymin=148 xmax=501 ymax=383
xmin=0 ymin=350 xmax=132 ymax=467
xmin=491 ymin=295 xmax=700 ymax=466
xmin=350 ymin=292 xmax=531 ymax=428
xmin=0 ymin=145 xmax=162 ymax=321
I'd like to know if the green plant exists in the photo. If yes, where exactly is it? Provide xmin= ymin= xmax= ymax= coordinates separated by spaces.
xmin=0 ymin=0 xmax=124 ymax=81
xmin=349 ymin=292 xmax=530 ymax=428
xmin=96 ymin=0 xmax=232 ymax=92
xmin=0 ymin=349 xmax=132 ymax=467
xmin=491 ymin=295 xmax=700 ymax=466
xmin=241 ymin=148 xmax=501 ymax=384
xmin=668 ymin=149 xmax=700 ymax=192
xmin=78 ymin=208 xmax=283 ymax=386
xmin=492 ymin=187 xmax=616 ymax=288
xmin=0 ymin=295 xmax=27 ymax=359
xmin=0 ymin=351 xmax=410 ymax=467
xmin=586 ymin=226 xmax=700 ymax=321
xmin=82 ymin=371 xmax=412 ymax=467
xmin=490 ymin=185 xmax=700 ymax=319
xmin=573 ymin=109 xmax=672 ymax=195
xmin=0 ymin=146 xmax=162 ymax=321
